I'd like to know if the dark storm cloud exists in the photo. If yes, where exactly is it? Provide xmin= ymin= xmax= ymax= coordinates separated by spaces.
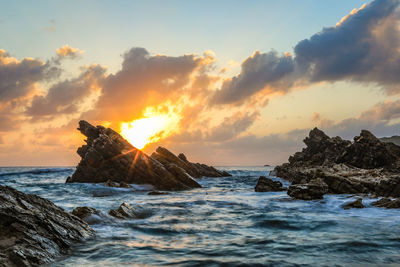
xmin=212 ymin=0 xmax=400 ymax=105
xmin=26 ymin=64 xmax=106 ymax=119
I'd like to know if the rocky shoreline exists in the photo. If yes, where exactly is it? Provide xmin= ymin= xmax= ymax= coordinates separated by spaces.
xmin=256 ymin=128 xmax=400 ymax=207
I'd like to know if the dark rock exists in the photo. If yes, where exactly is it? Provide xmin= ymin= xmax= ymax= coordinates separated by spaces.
xmin=287 ymin=178 xmax=329 ymax=200
xmin=274 ymin=128 xmax=400 ymax=198
xmin=342 ymin=198 xmax=364 ymax=209
xmin=108 ymin=202 xmax=150 ymax=219
xmin=151 ymin=147 xmax=231 ymax=178
xmin=148 ymin=191 xmax=169 ymax=195
xmin=71 ymin=207 xmax=104 ymax=225
xmin=0 ymin=185 xmax=93 ymax=267
xmin=372 ymin=198 xmax=400 ymax=209
xmin=102 ymin=179 xmax=132 ymax=188
xmin=337 ymin=130 xmax=400 ymax=170
xmin=67 ymin=120 xmax=201 ymax=191
xmin=255 ymin=176 xmax=285 ymax=192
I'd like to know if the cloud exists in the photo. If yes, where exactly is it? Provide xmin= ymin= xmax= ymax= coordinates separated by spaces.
xmin=211 ymin=0 xmax=400 ymax=105
xmin=0 ymin=49 xmax=59 ymax=104
xmin=206 ymin=111 xmax=259 ymax=141
xmin=295 ymin=0 xmax=400 ymax=89
xmin=91 ymin=47 xmax=214 ymax=122
xmin=212 ymin=51 xmax=296 ymax=105
xmin=54 ymin=45 xmax=84 ymax=63
xmin=26 ymin=64 xmax=106 ymax=119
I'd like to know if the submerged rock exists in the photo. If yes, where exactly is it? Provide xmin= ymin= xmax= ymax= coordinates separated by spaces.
xmin=67 ymin=120 xmax=201 ymax=191
xmin=372 ymin=198 xmax=400 ymax=209
xmin=0 ymin=185 xmax=94 ymax=267
xmin=254 ymin=176 xmax=285 ymax=192
xmin=108 ymin=202 xmax=150 ymax=219
xmin=103 ymin=179 xmax=132 ymax=188
xmin=148 ymin=191 xmax=169 ymax=195
xmin=287 ymin=178 xmax=328 ymax=200
xmin=151 ymin=147 xmax=231 ymax=178
xmin=71 ymin=206 xmax=105 ymax=225
xmin=342 ymin=198 xmax=364 ymax=209
xmin=274 ymin=128 xmax=400 ymax=200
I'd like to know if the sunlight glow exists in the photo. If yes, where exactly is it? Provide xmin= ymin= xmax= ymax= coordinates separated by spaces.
xmin=120 ymin=108 xmax=180 ymax=149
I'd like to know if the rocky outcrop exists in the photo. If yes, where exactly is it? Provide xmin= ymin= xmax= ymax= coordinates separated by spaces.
xmin=254 ymin=176 xmax=285 ymax=192
xmin=67 ymin=120 xmax=201 ymax=191
xmin=342 ymin=198 xmax=364 ymax=209
xmin=380 ymin=136 xmax=400 ymax=147
xmin=151 ymin=147 xmax=231 ymax=178
xmin=0 ymin=185 xmax=94 ymax=267
xmin=287 ymin=178 xmax=328 ymax=200
xmin=274 ymin=128 xmax=400 ymax=200
xmin=372 ymin=198 xmax=400 ymax=209
xmin=337 ymin=130 xmax=400 ymax=170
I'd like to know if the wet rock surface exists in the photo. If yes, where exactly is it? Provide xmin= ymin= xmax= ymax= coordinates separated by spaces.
xmin=254 ymin=176 xmax=285 ymax=192
xmin=287 ymin=178 xmax=329 ymax=200
xmin=274 ymin=128 xmax=400 ymax=200
xmin=372 ymin=198 xmax=400 ymax=209
xmin=342 ymin=198 xmax=364 ymax=209
xmin=0 ymin=185 xmax=94 ymax=267
xmin=67 ymin=120 xmax=203 ymax=191
xmin=108 ymin=202 xmax=151 ymax=220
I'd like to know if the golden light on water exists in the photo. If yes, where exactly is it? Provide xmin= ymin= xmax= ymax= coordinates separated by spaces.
xmin=120 ymin=108 xmax=180 ymax=149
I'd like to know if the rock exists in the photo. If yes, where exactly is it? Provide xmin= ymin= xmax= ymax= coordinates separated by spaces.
xmin=274 ymin=128 xmax=400 ymax=198
xmin=151 ymin=147 xmax=231 ymax=178
xmin=254 ymin=176 xmax=285 ymax=192
xmin=0 ymin=185 xmax=94 ymax=267
xmin=148 ymin=191 xmax=169 ymax=195
xmin=108 ymin=202 xmax=150 ymax=219
xmin=71 ymin=206 xmax=104 ymax=225
xmin=372 ymin=198 xmax=400 ymax=209
xmin=102 ymin=179 xmax=132 ymax=188
xmin=342 ymin=198 xmax=364 ymax=209
xmin=67 ymin=120 xmax=201 ymax=191
xmin=287 ymin=178 xmax=329 ymax=200
xmin=337 ymin=130 xmax=400 ymax=170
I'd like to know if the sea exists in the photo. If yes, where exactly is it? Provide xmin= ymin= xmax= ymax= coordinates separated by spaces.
xmin=1 ymin=166 xmax=400 ymax=267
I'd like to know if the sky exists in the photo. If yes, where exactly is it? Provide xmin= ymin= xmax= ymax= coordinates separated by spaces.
xmin=0 ymin=0 xmax=399 ymax=166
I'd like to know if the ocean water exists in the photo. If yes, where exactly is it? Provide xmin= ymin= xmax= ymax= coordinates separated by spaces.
xmin=1 ymin=166 xmax=400 ymax=267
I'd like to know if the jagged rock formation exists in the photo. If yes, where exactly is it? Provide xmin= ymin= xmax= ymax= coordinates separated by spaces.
xmin=67 ymin=120 xmax=204 ymax=190
xmin=151 ymin=147 xmax=231 ymax=178
xmin=254 ymin=176 xmax=285 ymax=192
xmin=274 ymin=128 xmax=400 ymax=200
xmin=0 ymin=185 xmax=94 ymax=267
xmin=71 ymin=206 xmax=104 ymax=225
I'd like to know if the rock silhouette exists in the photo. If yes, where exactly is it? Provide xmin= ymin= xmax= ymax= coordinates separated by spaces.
xmin=67 ymin=120 xmax=210 ymax=190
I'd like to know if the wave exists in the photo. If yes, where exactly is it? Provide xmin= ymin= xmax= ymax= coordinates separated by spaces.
xmin=0 ymin=168 xmax=72 ymax=177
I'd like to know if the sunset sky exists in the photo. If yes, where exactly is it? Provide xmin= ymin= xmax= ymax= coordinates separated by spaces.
xmin=1 ymin=0 xmax=399 ymax=166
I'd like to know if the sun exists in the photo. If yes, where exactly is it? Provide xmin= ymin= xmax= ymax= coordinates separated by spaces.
xmin=120 ymin=108 xmax=180 ymax=149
